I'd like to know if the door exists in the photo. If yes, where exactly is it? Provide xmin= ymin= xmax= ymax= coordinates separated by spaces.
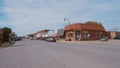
xmin=75 ymin=31 xmax=80 ymax=40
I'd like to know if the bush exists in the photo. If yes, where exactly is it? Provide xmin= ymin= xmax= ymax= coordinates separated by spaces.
xmin=84 ymin=21 xmax=103 ymax=27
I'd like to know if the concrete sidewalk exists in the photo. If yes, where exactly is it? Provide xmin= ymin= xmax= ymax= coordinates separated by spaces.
xmin=0 ymin=41 xmax=15 ymax=48
xmin=57 ymin=40 xmax=120 ymax=46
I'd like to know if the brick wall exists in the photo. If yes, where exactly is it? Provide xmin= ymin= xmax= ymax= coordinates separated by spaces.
xmin=65 ymin=30 xmax=106 ymax=41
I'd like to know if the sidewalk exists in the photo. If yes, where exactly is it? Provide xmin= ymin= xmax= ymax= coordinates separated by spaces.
xmin=0 ymin=42 xmax=10 ymax=48
xmin=57 ymin=40 xmax=120 ymax=46
xmin=57 ymin=40 xmax=100 ymax=42
xmin=57 ymin=40 xmax=109 ymax=44
xmin=0 ymin=41 xmax=15 ymax=48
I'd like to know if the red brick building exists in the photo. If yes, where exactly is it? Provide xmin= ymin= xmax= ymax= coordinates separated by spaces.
xmin=64 ymin=23 xmax=108 ymax=41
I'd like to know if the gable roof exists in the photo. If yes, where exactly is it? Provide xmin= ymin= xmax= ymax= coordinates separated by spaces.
xmin=65 ymin=23 xmax=105 ymax=31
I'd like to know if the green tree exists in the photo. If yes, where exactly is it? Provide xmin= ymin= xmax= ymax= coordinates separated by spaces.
xmin=2 ymin=27 xmax=12 ymax=42
xmin=84 ymin=21 xmax=103 ymax=26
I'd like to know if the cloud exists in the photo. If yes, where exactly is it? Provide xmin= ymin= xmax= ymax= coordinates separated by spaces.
xmin=2 ymin=0 xmax=119 ymax=35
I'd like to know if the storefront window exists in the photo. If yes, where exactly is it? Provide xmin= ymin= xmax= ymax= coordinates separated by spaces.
xmin=68 ymin=33 xmax=73 ymax=37
xmin=82 ymin=31 xmax=90 ymax=38
xmin=75 ymin=31 xmax=80 ymax=40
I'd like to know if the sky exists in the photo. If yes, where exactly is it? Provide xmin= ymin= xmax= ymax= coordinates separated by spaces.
xmin=0 ymin=0 xmax=120 ymax=36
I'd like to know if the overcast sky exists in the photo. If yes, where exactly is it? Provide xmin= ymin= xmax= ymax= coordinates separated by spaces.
xmin=0 ymin=0 xmax=120 ymax=36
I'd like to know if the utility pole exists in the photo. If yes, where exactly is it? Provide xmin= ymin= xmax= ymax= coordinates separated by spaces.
xmin=64 ymin=18 xmax=71 ymax=41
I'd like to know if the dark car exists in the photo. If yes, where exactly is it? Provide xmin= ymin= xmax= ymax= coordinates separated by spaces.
xmin=15 ymin=37 xmax=22 ymax=41
xmin=114 ymin=36 xmax=120 ymax=39
xmin=31 ymin=38 xmax=34 ymax=40
xmin=46 ymin=37 xmax=56 ymax=42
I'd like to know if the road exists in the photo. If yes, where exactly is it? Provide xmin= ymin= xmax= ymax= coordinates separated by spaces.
xmin=0 ymin=39 xmax=120 ymax=68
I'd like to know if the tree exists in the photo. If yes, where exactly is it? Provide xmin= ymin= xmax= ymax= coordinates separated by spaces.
xmin=2 ymin=27 xmax=12 ymax=42
xmin=84 ymin=21 xmax=103 ymax=27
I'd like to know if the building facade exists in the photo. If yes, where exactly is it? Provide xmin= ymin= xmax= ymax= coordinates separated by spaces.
xmin=109 ymin=31 xmax=120 ymax=39
xmin=64 ymin=23 xmax=108 ymax=41
xmin=34 ymin=30 xmax=49 ymax=40
xmin=27 ymin=34 xmax=34 ymax=39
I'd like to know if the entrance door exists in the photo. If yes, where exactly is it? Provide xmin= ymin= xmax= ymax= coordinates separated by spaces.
xmin=75 ymin=31 xmax=80 ymax=40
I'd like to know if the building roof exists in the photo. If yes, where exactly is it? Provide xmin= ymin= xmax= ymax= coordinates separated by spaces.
xmin=57 ymin=29 xmax=64 ymax=36
xmin=37 ymin=30 xmax=49 ymax=33
xmin=65 ymin=23 xmax=105 ymax=31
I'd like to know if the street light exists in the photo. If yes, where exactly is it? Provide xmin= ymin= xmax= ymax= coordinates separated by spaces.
xmin=64 ymin=18 xmax=70 ymax=26
xmin=64 ymin=18 xmax=71 ymax=41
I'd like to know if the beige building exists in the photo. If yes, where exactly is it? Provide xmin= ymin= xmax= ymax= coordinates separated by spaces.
xmin=34 ymin=30 xmax=49 ymax=40
xmin=109 ymin=31 xmax=120 ymax=39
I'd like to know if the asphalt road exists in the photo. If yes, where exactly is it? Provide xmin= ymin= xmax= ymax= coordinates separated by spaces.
xmin=0 ymin=39 xmax=120 ymax=68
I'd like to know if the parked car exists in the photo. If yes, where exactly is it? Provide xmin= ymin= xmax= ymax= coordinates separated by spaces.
xmin=100 ymin=37 xmax=108 ymax=41
xmin=46 ymin=37 xmax=56 ymax=42
xmin=114 ymin=36 xmax=120 ymax=39
xmin=30 ymin=38 xmax=34 ymax=40
xmin=15 ymin=37 xmax=22 ymax=41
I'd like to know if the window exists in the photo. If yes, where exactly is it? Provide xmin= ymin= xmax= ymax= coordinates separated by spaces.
xmin=99 ymin=32 xmax=102 ymax=38
xmin=68 ymin=33 xmax=73 ymax=37
xmin=82 ymin=31 xmax=90 ymax=38
xmin=75 ymin=31 xmax=80 ymax=40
